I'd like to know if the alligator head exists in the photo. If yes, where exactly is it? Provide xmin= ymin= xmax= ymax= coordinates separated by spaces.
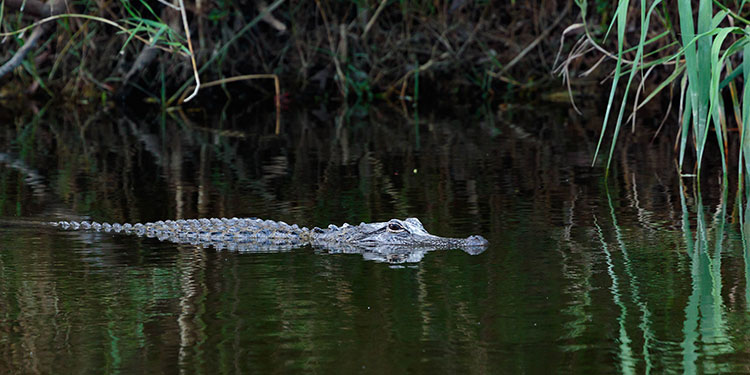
xmin=310 ymin=218 xmax=488 ymax=253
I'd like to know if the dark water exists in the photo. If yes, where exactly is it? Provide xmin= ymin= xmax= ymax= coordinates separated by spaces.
xmin=1 ymin=104 xmax=748 ymax=373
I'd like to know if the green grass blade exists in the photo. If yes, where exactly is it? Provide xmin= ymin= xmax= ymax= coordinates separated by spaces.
xmin=691 ymin=1 xmax=719 ymax=176
xmin=600 ymin=0 xmax=662 ymax=175
xmin=591 ymin=0 xmax=631 ymax=168
xmin=635 ymin=63 xmax=685 ymax=111
xmin=742 ymin=29 xmax=750 ymax=187
xmin=677 ymin=0 xmax=699 ymax=172
xmin=705 ymin=28 xmax=735 ymax=175
xmin=119 ymin=21 xmax=144 ymax=53
xmin=679 ymin=77 xmax=692 ymax=170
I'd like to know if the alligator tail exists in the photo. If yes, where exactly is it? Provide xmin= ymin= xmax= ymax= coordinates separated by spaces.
xmin=51 ymin=220 xmax=139 ymax=233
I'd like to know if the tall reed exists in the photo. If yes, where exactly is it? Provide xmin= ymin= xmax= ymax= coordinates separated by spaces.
xmin=576 ymin=0 xmax=750 ymax=188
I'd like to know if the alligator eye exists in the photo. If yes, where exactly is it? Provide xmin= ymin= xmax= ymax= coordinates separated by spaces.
xmin=387 ymin=222 xmax=405 ymax=232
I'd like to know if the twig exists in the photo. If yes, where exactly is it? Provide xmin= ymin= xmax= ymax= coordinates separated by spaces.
xmin=156 ymin=0 xmax=179 ymax=10
xmin=0 ymin=26 xmax=45 ymax=78
xmin=494 ymin=0 xmax=570 ymax=77
xmin=176 ymin=74 xmax=282 ymax=133
xmin=0 ymin=13 xmax=186 ymax=55
xmin=627 ymin=64 xmax=656 ymax=132
xmin=0 ymin=0 xmax=66 ymax=79
xmin=362 ymin=0 xmax=388 ymax=39
xmin=395 ymin=59 xmax=434 ymax=101
xmin=122 ymin=46 xmax=160 ymax=84
xmin=178 ymin=0 xmax=200 ymax=102
xmin=553 ymin=28 xmax=589 ymax=114
xmin=258 ymin=1 xmax=287 ymax=32
xmin=166 ymin=0 xmax=286 ymax=105
xmin=315 ymin=0 xmax=346 ymax=96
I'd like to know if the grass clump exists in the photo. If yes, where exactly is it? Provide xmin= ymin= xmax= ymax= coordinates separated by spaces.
xmin=560 ymin=0 xmax=750 ymax=189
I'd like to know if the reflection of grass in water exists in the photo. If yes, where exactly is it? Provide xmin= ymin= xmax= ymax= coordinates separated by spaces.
xmin=680 ymin=183 xmax=732 ymax=373
xmin=679 ymin=179 xmax=698 ymax=374
xmin=593 ymin=215 xmax=635 ymax=374
xmin=569 ymin=178 xmax=746 ymax=372
xmin=557 ymin=194 xmax=595 ymax=350
xmin=605 ymin=186 xmax=654 ymax=373
xmin=0 ymin=231 xmax=187 ymax=373
xmin=743 ymin=201 xmax=750 ymax=313
xmin=571 ymin=163 xmax=750 ymax=373
xmin=0 ymin=171 xmax=7 ymax=215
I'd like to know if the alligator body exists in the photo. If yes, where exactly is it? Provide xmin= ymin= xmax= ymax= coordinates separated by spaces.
xmin=52 ymin=217 xmax=488 ymax=263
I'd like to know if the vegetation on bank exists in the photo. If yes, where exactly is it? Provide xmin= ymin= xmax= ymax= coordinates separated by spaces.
xmin=8 ymin=0 xmax=750 ymax=186
xmin=559 ymin=0 xmax=750 ymax=189
xmin=0 ymin=0 xmax=572 ymax=108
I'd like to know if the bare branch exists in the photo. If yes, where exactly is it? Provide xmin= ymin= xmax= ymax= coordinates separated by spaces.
xmin=0 ymin=27 xmax=45 ymax=78
xmin=0 ymin=0 xmax=67 ymax=79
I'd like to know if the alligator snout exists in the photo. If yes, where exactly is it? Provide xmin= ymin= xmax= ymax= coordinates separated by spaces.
xmin=465 ymin=235 xmax=489 ymax=247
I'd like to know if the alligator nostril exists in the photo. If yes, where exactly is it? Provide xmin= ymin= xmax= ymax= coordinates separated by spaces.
xmin=466 ymin=235 xmax=489 ymax=246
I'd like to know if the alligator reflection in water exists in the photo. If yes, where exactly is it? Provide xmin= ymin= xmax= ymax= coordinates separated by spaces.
xmin=53 ymin=217 xmax=488 ymax=264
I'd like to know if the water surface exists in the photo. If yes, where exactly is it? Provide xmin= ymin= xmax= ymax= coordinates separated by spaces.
xmin=0 ymin=105 xmax=747 ymax=373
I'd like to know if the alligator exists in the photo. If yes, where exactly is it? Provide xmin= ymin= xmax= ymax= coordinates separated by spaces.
xmin=52 ymin=217 xmax=488 ymax=263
